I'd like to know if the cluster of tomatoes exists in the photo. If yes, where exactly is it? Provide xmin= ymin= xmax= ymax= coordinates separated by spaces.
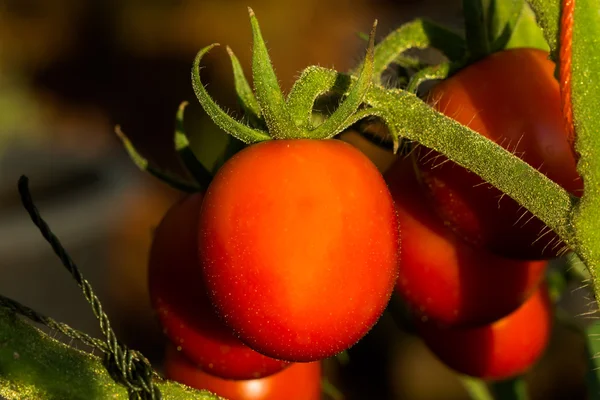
xmin=386 ymin=48 xmax=581 ymax=380
xmin=147 ymin=47 xmax=580 ymax=398
xmin=148 ymin=138 xmax=399 ymax=398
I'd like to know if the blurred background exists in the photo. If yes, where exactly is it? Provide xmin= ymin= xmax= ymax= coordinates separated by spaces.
xmin=0 ymin=0 xmax=591 ymax=399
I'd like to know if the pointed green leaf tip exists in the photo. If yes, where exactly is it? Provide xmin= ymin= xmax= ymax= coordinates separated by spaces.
xmin=248 ymin=7 xmax=302 ymax=139
xmin=115 ymin=125 xmax=199 ymax=192
xmin=174 ymin=101 xmax=189 ymax=151
xmin=310 ymin=20 xmax=377 ymax=139
xmin=226 ymin=45 xmax=264 ymax=128
xmin=173 ymin=101 xmax=213 ymax=189
xmin=191 ymin=43 xmax=271 ymax=144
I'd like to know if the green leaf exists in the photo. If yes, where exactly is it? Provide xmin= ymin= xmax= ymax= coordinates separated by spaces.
xmin=367 ymin=19 xmax=466 ymax=83
xmin=191 ymin=43 xmax=271 ymax=144
xmin=309 ymin=21 xmax=376 ymax=139
xmin=248 ymin=7 xmax=302 ymax=139
xmin=173 ymin=102 xmax=213 ymax=190
xmin=0 ymin=308 xmax=220 ymax=400
xmin=115 ymin=125 xmax=199 ymax=193
xmin=505 ymin=2 xmax=550 ymax=51
xmin=226 ymin=46 xmax=265 ymax=129
xmin=526 ymin=0 xmax=560 ymax=59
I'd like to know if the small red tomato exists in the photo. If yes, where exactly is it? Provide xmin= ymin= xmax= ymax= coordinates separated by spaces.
xmin=417 ymin=48 xmax=582 ymax=259
xmin=165 ymin=344 xmax=322 ymax=400
xmin=198 ymin=139 xmax=400 ymax=362
xmin=417 ymin=284 xmax=552 ymax=380
xmin=149 ymin=194 xmax=289 ymax=380
xmin=384 ymin=155 xmax=547 ymax=327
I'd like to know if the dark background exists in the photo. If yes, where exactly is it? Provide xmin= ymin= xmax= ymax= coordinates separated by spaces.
xmin=0 ymin=1 xmax=589 ymax=399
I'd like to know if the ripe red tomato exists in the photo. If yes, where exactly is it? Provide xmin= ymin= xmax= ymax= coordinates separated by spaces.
xmin=165 ymin=344 xmax=322 ymax=400
xmin=198 ymin=139 xmax=400 ymax=362
xmin=417 ymin=48 xmax=582 ymax=259
xmin=384 ymin=155 xmax=547 ymax=327
xmin=148 ymin=194 xmax=289 ymax=380
xmin=417 ymin=284 xmax=552 ymax=380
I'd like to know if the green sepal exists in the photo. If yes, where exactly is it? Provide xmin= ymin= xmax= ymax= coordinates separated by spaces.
xmin=309 ymin=21 xmax=377 ymax=139
xmin=462 ymin=0 xmax=491 ymax=60
xmin=287 ymin=66 xmax=339 ymax=131
xmin=115 ymin=126 xmax=199 ymax=193
xmin=248 ymin=8 xmax=301 ymax=139
xmin=367 ymin=18 xmax=466 ymax=84
xmin=459 ymin=376 xmax=494 ymax=400
xmin=173 ymin=102 xmax=213 ymax=190
xmin=406 ymin=62 xmax=452 ymax=94
xmin=526 ymin=0 xmax=560 ymax=59
xmin=504 ymin=2 xmax=549 ymax=51
xmin=211 ymin=134 xmax=246 ymax=175
xmin=488 ymin=0 xmax=526 ymax=53
xmin=226 ymin=46 xmax=265 ymax=129
xmin=191 ymin=43 xmax=271 ymax=144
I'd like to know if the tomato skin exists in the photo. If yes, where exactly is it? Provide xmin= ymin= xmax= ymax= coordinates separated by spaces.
xmin=198 ymin=139 xmax=400 ymax=362
xmin=417 ymin=285 xmax=552 ymax=380
xmin=165 ymin=345 xmax=322 ymax=400
xmin=384 ymin=156 xmax=547 ymax=327
xmin=148 ymin=194 xmax=289 ymax=380
xmin=417 ymin=48 xmax=582 ymax=259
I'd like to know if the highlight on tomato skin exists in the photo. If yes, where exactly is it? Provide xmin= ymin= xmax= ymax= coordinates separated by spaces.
xmin=384 ymin=154 xmax=548 ymax=328
xmin=417 ymin=284 xmax=553 ymax=381
xmin=416 ymin=48 xmax=582 ymax=260
xmin=164 ymin=344 xmax=322 ymax=400
xmin=198 ymin=139 xmax=400 ymax=362
xmin=148 ymin=193 xmax=289 ymax=380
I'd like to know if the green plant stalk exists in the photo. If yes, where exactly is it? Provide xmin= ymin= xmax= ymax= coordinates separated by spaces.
xmin=368 ymin=84 xmax=576 ymax=243
xmin=288 ymin=66 xmax=575 ymax=245
xmin=0 ymin=309 xmax=221 ymax=400
xmin=570 ymin=0 xmax=600 ymax=308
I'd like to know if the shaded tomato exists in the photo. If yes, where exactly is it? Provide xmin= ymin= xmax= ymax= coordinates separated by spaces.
xmin=165 ymin=344 xmax=322 ymax=400
xmin=417 ymin=284 xmax=552 ymax=380
xmin=198 ymin=139 xmax=400 ymax=362
xmin=149 ymin=193 xmax=289 ymax=380
xmin=384 ymin=155 xmax=547 ymax=327
xmin=417 ymin=48 xmax=582 ymax=259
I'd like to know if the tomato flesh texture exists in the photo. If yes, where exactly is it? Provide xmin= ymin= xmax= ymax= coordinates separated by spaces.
xmin=384 ymin=156 xmax=547 ymax=327
xmin=165 ymin=345 xmax=322 ymax=400
xmin=418 ymin=285 xmax=552 ymax=380
xmin=198 ymin=139 xmax=400 ymax=362
xmin=149 ymin=194 xmax=289 ymax=380
xmin=417 ymin=48 xmax=582 ymax=259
